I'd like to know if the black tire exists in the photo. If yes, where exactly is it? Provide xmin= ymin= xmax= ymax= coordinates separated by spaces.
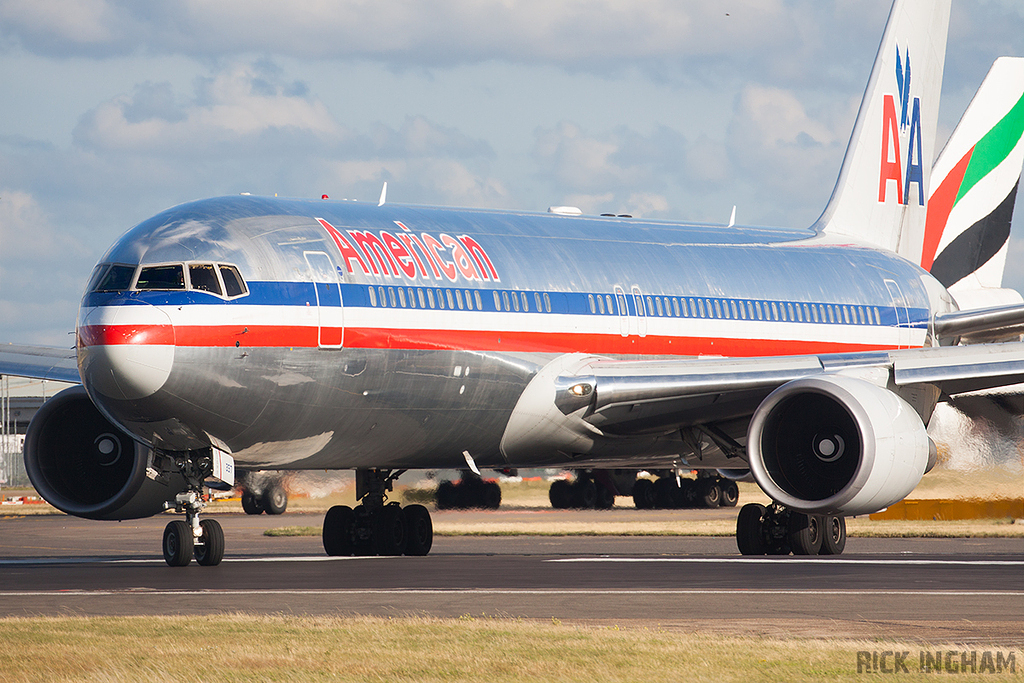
xmin=263 ymin=483 xmax=288 ymax=515
xmin=698 ymin=479 xmax=721 ymax=508
xmin=241 ymin=491 xmax=264 ymax=515
xmin=403 ymin=504 xmax=433 ymax=556
xmin=820 ymin=515 xmax=847 ymax=555
xmin=373 ymin=504 xmax=408 ymax=556
xmin=436 ymin=481 xmax=457 ymax=510
xmin=322 ymin=505 xmax=355 ymax=556
xmin=595 ymin=483 xmax=615 ymax=509
xmin=653 ymin=477 xmax=678 ymax=509
xmin=720 ymin=480 xmax=739 ymax=507
xmin=572 ymin=478 xmax=598 ymax=509
xmin=632 ymin=478 xmax=655 ymax=509
xmin=482 ymin=481 xmax=502 ymax=510
xmin=736 ymin=503 xmax=767 ymax=556
xmin=549 ymin=479 xmax=573 ymax=509
xmin=788 ymin=512 xmax=823 ymax=556
xmin=676 ymin=478 xmax=696 ymax=508
xmin=194 ymin=519 xmax=225 ymax=566
xmin=163 ymin=520 xmax=193 ymax=567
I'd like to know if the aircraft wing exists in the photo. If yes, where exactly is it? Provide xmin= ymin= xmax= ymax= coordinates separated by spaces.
xmin=549 ymin=341 xmax=1024 ymax=437
xmin=0 ymin=344 xmax=80 ymax=383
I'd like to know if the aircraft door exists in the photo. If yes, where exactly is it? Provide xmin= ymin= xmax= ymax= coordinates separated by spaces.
xmin=883 ymin=278 xmax=910 ymax=349
xmin=304 ymin=251 xmax=344 ymax=349
xmin=631 ymin=285 xmax=647 ymax=337
xmin=614 ymin=286 xmax=629 ymax=337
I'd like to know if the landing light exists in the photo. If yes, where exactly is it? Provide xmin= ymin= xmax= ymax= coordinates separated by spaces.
xmin=569 ymin=383 xmax=593 ymax=397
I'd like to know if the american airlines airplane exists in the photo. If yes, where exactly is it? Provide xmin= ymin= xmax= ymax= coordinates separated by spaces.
xmin=4 ymin=0 xmax=1024 ymax=566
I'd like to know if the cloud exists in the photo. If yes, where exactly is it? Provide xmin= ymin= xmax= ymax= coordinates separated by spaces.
xmin=0 ymin=189 xmax=93 ymax=344
xmin=0 ymin=0 xmax=879 ymax=87
xmin=73 ymin=65 xmax=341 ymax=154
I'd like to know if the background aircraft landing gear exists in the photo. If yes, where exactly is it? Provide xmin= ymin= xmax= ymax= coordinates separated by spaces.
xmin=239 ymin=472 xmax=288 ymax=515
xmin=549 ymin=469 xmax=624 ymax=509
xmin=162 ymin=452 xmax=225 ymax=567
xmin=322 ymin=469 xmax=433 ymax=557
xmin=735 ymin=502 xmax=846 ymax=556
xmin=435 ymin=470 xmax=501 ymax=510
xmin=633 ymin=472 xmax=739 ymax=510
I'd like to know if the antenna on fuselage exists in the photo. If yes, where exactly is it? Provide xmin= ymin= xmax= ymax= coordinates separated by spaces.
xmin=378 ymin=182 xmax=387 ymax=207
xmin=728 ymin=205 xmax=736 ymax=227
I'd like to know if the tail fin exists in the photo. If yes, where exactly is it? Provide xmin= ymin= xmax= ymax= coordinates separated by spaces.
xmin=815 ymin=0 xmax=951 ymax=258
xmin=923 ymin=57 xmax=1024 ymax=307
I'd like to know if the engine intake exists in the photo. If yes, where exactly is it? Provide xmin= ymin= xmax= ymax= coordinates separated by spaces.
xmin=747 ymin=375 xmax=929 ymax=516
xmin=24 ymin=386 xmax=183 ymax=520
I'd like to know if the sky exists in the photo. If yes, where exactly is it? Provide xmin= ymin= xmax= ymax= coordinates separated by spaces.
xmin=2 ymin=0 xmax=1023 ymax=346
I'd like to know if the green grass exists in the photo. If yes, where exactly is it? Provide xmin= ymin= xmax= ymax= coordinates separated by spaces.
xmin=0 ymin=614 xmax=1017 ymax=682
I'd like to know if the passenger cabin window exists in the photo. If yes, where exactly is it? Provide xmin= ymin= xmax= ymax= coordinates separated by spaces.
xmin=136 ymin=265 xmax=185 ymax=290
xmin=92 ymin=264 xmax=136 ymax=292
xmin=189 ymin=264 xmax=222 ymax=295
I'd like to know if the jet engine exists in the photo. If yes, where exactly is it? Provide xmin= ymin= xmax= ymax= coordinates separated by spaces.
xmin=747 ymin=375 xmax=930 ymax=516
xmin=24 ymin=386 xmax=184 ymax=520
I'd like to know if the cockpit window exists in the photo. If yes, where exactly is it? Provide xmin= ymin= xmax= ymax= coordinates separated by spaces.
xmin=93 ymin=264 xmax=137 ymax=292
xmin=219 ymin=265 xmax=247 ymax=297
xmin=136 ymin=264 xmax=185 ymax=290
xmin=189 ymin=264 xmax=222 ymax=295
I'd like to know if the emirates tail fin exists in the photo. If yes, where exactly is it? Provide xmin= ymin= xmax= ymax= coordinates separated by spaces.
xmin=924 ymin=57 xmax=1024 ymax=310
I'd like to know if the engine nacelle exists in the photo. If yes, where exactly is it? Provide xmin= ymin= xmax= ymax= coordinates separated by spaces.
xmin=747 ymin=375 xmax=930 ymax=516
xmin=24 ymin=386 xmax=184 ymax=520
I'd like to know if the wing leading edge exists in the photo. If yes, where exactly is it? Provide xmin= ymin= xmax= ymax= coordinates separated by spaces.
xmin=0 ymin=345 xmax=80 ymax=384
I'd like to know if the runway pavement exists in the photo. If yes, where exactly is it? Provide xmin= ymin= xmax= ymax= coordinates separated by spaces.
xmin=1 ymin=511 xmax=1022 ymax=642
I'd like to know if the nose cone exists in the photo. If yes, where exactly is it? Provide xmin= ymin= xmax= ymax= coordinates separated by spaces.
xmin=78 ymin=302 xmax=175 ymax=400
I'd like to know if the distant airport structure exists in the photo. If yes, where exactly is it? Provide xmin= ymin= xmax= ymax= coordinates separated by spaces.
xmin=0 ymin=376 xmax=73 ymax=488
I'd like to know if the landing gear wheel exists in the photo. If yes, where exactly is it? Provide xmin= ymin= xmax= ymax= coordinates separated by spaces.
xmin=677 ymin=478 xmax=696 ymax=508
xmin=787 ymin=512 xmax=823 ymax=556
xmin=632 ymin=478 xmax=655 ymax=509
xmin=653 ymin=477 xmax=678 ymax=509
xmin=698 ymin=479 xmax=721 ymax=508
xmin=572 ymin=478 xmax=598 ymax=509
xmin=549 ymin=479 xmax=573 ymax=509
xmin=482 ymin=481 xmax=502 ymax=510
xmin=163 ymin=520 xmax=194 ymax=567
xmin=720 ymin=480 xmax=739 ymax=507
xmin=736 ymin=503 xmax=767 ymax=556
xmin=373 ymin=504 xmax=408 ymax=556
xmin=435 ymin=480 xmax=457 ymax=510
xmin=403 ymin=504 xmax=433 ymax=556
xmin=595 ymin=483 xmax=615 ymax=509
xmin=194 ymin=519 xmax=225 ymax=566
xmin=263 ymin=483 xmax=288 ymax=515
xmin=241 ymin=491 xmax=264 ymax=515
xmin=820 ymin=515 xmax=847 ymax=555
xmin=323 ymin=505 xmax=355 ymax=556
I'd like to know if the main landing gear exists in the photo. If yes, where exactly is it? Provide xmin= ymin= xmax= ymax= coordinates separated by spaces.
xmin=735 ymin=502 xmax=846 ymax=556
xmin=322 ymin=469 xmax=433 ymax=557
xmin=162 ymin=452 xmax=225 ymax=567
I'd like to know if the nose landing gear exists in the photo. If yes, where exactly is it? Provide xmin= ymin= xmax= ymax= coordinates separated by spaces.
xmin=161 ymin=452 xmax=225 ymax=567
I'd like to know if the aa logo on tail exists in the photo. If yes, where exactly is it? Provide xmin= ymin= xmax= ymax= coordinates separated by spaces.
xmin=879 ymin=45 xmax=925 ymax=207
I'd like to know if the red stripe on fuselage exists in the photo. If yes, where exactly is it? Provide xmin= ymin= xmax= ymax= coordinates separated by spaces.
xmin=79 ymin=323 xmax=898 ymax=356
xmin=78 ymin=324 xmax=175 ymax=347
